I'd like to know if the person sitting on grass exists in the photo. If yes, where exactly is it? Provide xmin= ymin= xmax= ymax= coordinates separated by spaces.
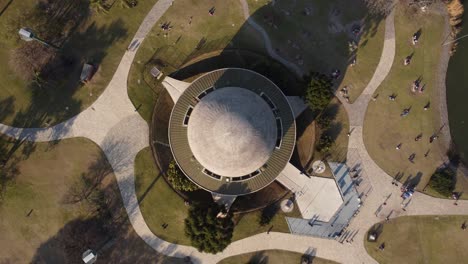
xmin=404 ymin=56 xmax=411 ymax=66
xmin=401 ymin=108 xmax=410 ymax=117
xmin=412 ymin=33 xmax=419 ymax=45
xmin=415 ymin=134 xmax=422 ymax=141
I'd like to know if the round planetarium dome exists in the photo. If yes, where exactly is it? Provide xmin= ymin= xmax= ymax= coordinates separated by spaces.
xmin=168 ymin=68 xmax=296 ymax=195
xmin=188 ymin=87 xmax=277 ymax=177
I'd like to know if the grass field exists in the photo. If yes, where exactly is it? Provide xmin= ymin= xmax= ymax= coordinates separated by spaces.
xmin=362 ymin=4 xmax=465 ymax=194
xmin=295 ymin=97 xmax=350 ymax=177
xmin=0 ymin=0 xmax=159 ymax=127
xmin=219 ymin=250 xmax=338 ymax=264
xmin=135 ymin=147 xmax=191 ymax=245
xmin=0 ymin=137 xmax=178 ymax=263
xmin=248 ymin=0 xmax=386 ymax=102
xmin=128 ymin=0 xmax=385 ymax=122
xmin=127 ymin=0 xmax=246 ymax=122
xmin=365 ymin=215 xmax=468 ymax=264
xmin=135 ymin=147 xmax=298 ymax=246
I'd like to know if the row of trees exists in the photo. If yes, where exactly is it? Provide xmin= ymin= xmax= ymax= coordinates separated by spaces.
xmin=303 ymin=73 xmax=336 ymax=154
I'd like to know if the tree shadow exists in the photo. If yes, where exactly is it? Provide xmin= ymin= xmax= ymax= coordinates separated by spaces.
xmin=0 ymin=135 xmax=35 ymax=199
xmin=0 ymin=96 xmax=15 ymax=122
xmin=259 ymin=201 xmax=280 ymax=226
xmin=4 ymin=0 xmax=127 ymax=129
xmin=31 ymin=175 xmax=185 ymax=263
xmin=137 ymin=172 xmax=162 ymax=204
xmin=61 ymin=151 xmax=113 ymax=204
xmin=325 ymin=121 xmax=343 ymax=142
xmin=247 ymin=251 xmax=269 ymax=264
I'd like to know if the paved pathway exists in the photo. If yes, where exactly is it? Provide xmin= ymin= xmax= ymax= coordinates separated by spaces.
xmin=1 ymin=1 xmax=467 ymax=264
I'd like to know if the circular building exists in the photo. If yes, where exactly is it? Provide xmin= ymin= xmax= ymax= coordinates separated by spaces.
xmin=168 ymin=68 xmax=296 ymax=195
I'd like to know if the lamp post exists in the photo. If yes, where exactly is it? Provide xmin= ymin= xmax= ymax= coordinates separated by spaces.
xmin=18 ymin=28 xmax=59 ymax=50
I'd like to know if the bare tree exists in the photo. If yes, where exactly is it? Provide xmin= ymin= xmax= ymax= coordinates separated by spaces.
xmin=9 ymin=42 xmax=56 ymax=80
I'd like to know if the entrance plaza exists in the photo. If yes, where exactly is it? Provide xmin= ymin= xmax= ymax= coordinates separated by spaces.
xmin=276 ymin=163 xmax=343 ymax=222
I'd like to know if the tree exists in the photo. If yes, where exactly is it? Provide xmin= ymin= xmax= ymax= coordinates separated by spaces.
xmin=316 ymin=135 xmax=333 ymax=153
xmin=185 ymin=203 xmax=234 ymax=253
xmin=317 ymin=115 xmax=333 ymax=130
xmin=166 ymin=160 xmax=199 ymax=192
xmin=10 ymin=42 xmax=57 ymax=80
xmin=259 ymin=202 xmax=279 ymax=226
xmin=428 ymin=169 xmax=455 ymax=197
xmin=303 ymin=73 xmax=333 ymax=114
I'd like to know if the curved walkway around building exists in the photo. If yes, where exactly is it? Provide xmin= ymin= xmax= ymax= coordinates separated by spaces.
xmin=0 ymin=1 xmax=467 ymax=264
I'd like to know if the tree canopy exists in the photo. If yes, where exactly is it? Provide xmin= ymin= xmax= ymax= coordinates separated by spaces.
xmin=303 ymin=73 xmax=333 ymax=114
xmin=166 ymin=160 xmax=199 ymax=192
xmin=316 ymin=135 xmax=333 ymax=153
xmin=185 ymin=203 xmax=234 ymax=253
xmin=428 ymin=168 xmax=455 ymax=197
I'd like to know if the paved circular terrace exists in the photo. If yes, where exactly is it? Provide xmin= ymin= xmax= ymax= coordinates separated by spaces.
xmin=169 ymin=68 xmax=296 ymax=195
xmin=188 ymin=87 xmax=277 ymax=177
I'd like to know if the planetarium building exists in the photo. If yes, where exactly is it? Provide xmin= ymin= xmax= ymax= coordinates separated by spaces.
xmin=160 ymin=68 xmax=347 ymax=223
xmin=164 ymin=68 xmax=299 ymax=196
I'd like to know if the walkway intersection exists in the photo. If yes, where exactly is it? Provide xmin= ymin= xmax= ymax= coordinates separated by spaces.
xmin=0 ymin=1 xmax=467 ymax=264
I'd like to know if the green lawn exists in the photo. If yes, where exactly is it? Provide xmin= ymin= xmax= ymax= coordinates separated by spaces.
xmin=295 ymin=97 xmax=350 ymax=178
xmin=128 ymin=0 xmax=385 ymax=122
xmin=319 ymin=97 xmax=350 ymax=162
xmin=0 ymin=136 xmax=172 ymax=263
xmin=135 ymin=147 xmax=299 ymax=246
xmin=0 ymin=138 xmax=100 ymax=262
xmin=128 ymin=0 xmax=246 ymax=122
xmin=0 ymin=137 xmax=177 ymax=263
xmin=365 ymin=215 xmax=468 ymax=264
xmin=135 ymin=147 xmax=191 ymax=245
xmin=0 ymin=0 xmax=159 ymax=127
xmin=248 ymin=0 xmax=386 ymax=102
xmin=232 ymin=195 xmax=301 ymax=241
xmin=218 ymin=250 xmax=338 ymax=264
xmin=363 ymin=5 xmax=456 ymax=192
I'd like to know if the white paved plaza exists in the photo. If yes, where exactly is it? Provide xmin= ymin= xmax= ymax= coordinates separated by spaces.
xmin=277 ymin=163 xmax=343 ymax=221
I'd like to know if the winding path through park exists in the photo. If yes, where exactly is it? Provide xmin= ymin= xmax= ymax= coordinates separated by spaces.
xmin=0 ymin=1 xmax=467 ymax=263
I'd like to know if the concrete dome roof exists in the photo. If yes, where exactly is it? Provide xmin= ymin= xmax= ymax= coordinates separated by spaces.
xmin=187 ymin=87 xmax=276 ymax=177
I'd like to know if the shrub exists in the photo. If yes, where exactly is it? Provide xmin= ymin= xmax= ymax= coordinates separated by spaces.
xmin=185 ymin=203 xmax=234 ymax=253
xmin=304 ymin=73 xmax=333 ymax=114
xmin=317 ymin=115 xmax=333 ymax=130
xmin=316 ymin=135 xmax=333 ymax=153
xmin=259 ymin=203 xmax=280 ymax=226
xmin=167 ymin=160 xmax=199 ymax=192
xmin=428 ymin=169 xmax=455 ymax=197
